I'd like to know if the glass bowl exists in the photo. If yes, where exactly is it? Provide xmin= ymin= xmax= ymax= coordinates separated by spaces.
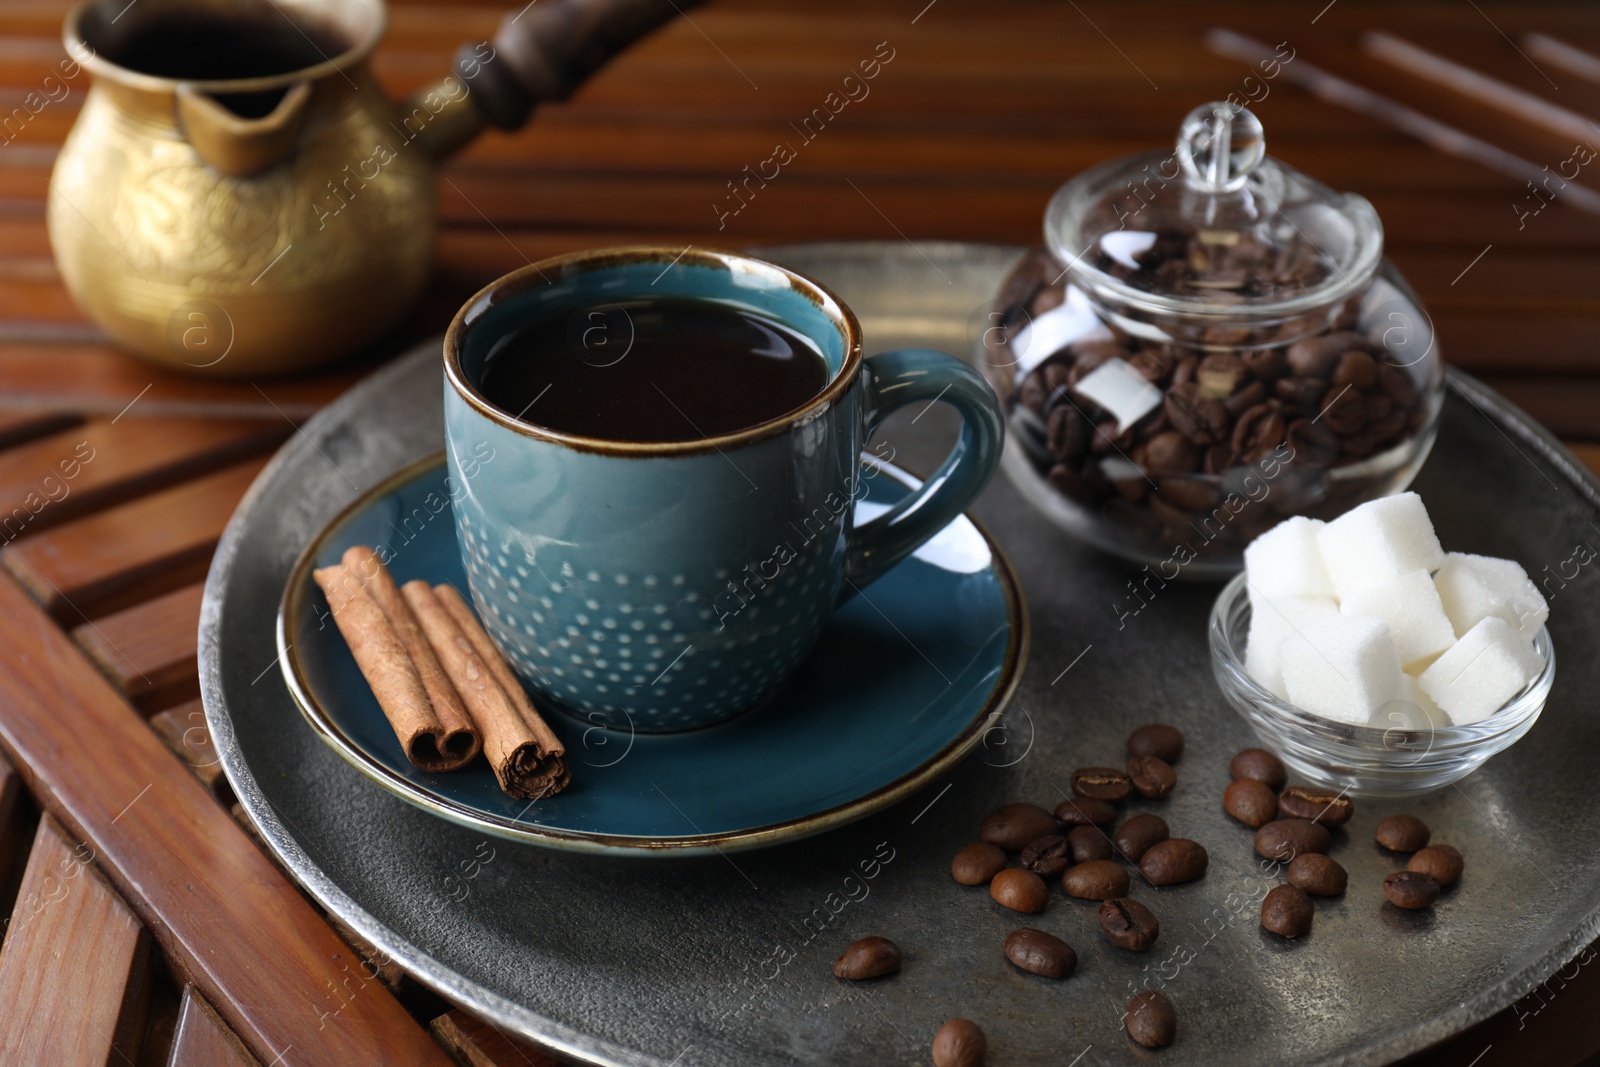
xmin=1209 ymin=572 xmax=1555 ymax=796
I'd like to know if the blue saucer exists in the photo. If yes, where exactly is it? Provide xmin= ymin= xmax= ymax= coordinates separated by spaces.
xmin=279 ymin=452 xmax=1027 ymax=856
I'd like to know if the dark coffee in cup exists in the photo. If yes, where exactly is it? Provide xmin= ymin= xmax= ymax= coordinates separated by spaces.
xmin=476 ymin=298 xmax=830 ymax=441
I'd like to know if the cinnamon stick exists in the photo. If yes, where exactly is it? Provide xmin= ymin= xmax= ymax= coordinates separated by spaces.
xmin=312 ymin=563 xmax=477 ymax=772
xmin=401 ymin=580 xmax=570 ymax=800
xmin=341 ymin=546 xmax=480 ymax=766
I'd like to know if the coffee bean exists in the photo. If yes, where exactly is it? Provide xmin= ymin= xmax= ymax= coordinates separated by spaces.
xmin=1164 ymin=382 xmax=1230 ymax=445
xmin=1230 ymin=748 xmax=1287 ymax=790
xmin=1157 ymin=475 xmax=1221 ymax=511
xmin=1126 ymin=755 xmax=1177 ymax=799
xmin=1140 ymin=838 xmax=1208 ymax=885
xmin=1047 ymin=406 xmax=1089 ymax=462
xmin=1285 ymin=418 xmax=1338 ymax=467
xmin=833 ymin=936 xmax=902 ymax=980
xmin=1320 ymin=387 xmax=1366 ymax=435
xmin=1261 ymin=884 xmax=1314 ymax=938
xmin=1062 ymin=859 xmax=1131 ymax=900
xmin=1055 ymin=797 xmax=1117 ymax=826
xmin=1242 ymin=348 xmax=1286 ymax=380
xmin=990 ymin=868 xmax=1049 ymax=913
xmin=1408 ymin=844 xmax=1464 ymax=887
xmin=1071 ymin=767 xmax=1131 ymax=803
xmin=1383 ymin=870 xmax=1440 ymax=910
xmin=1224 ymin=378 xmax=1268 ymax=417
xmin=1375 ymin=814 xmax=1431 ymax=852
xmin=1126 ymin=990 xmax=1177 ymax=1049
xmin=1223 ymin=778 xmax=1278 ymax=827
xmin=1378 ymin=361 xmax=1419 ymax=407
xmin=1004 ymin=928 xmax=1077 ymax=979
xmin=1255 ymin=819 xmax=1332 ymax=862
xmin=932 ymin=1018 xmax=987 ymax=1067
xmin=1274 ymin=375 xmax=1328 ymax=412
xmin=1278 ymin=786 xmax=1354 ymax=827
xmin=1231 ymin=401 xmax=1288 ymax=463
xmin=1287 ymin=331 xmax=1365 ymax=377
xmin=979 ymin=803 xmax=1058 ymax=852
xmin=1287 ymin=853 xmax=1348 ymax=896
xmin=950 ymin=842 xmax=1007 ymax=886
xmin=1143 ymin=430 xmax=1199 ymax=475
xmin=1019 ymin=834 xmax=1071 ymax=880
xmin=1127 ymin=723 xmax=1184 ymax=762
xmin=1114 ymin=813 xmax=1170 ymax=863
xmin=1130 ymin=349 xmax=1177 ymax=384
xmin=1068 ymin=825 xmax=1114 ymax=863
xmin=1099 ymin=897 xmax=1161 ymax=951
xmin=1331 ymin=349 xmax=1378 ymax=389
xmin=1196 ymin=353 xmax=1247 ymax=398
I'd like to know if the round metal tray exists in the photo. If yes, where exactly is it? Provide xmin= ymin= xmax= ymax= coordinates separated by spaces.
xmin=202 ymin=241 xmax=1600 ymax=1066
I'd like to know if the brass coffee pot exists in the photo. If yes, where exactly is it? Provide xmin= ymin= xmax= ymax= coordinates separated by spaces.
xmin=50 ymin=0 xmax=693 ymax=376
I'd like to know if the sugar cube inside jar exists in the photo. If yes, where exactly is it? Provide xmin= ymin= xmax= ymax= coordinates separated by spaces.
xmin=982 ymin=102 xmax=1445 ymax=577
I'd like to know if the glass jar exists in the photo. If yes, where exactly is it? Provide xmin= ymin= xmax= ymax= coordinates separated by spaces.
xmin=983 ymin=103 xmax=1443 ymax=579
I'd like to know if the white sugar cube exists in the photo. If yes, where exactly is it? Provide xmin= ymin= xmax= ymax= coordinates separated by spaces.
xmin=1244 ymin=516 xmax=1334 ymax=600
xmin=1317 ymin=492 xmax=1445 ymax=601
xmin=1071 ymin=358 xmax=1162 ymax=433
xmin=1245 ymin=590 xmax=1338 ymax=698
xmin=1369 ymin=674 xmax=1450 ymax=731
xmin=1418 ymin=616 xmax=1543 ymax=726
xmin=1339 ymin=568 xmax=1456 ymax=671
xmin=1280 ymin=614 xmax=1405 ymax=726
xmin=1434 ymin=552 xmax=1549 ymax=640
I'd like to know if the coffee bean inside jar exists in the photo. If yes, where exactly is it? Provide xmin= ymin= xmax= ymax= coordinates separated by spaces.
xmin=981 ymin=103 xmax=1442 ymax=574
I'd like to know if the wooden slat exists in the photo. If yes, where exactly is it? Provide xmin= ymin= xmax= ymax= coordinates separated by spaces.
xmin=428 ymin=1009 xmax=560 ymax=1067
xmin=0 ymin=418 xmax=289 ymax=546
xmin=148 ymin=699 xmax=226 ymax=798
xmin=167 ymin=987 xmax=260 ymax=1067
xmin=0 ymin=815 xmax=151 ymax=1066
xmin=3 ymin=458 xmax=267 ymax=622
xmin=0 ymin=409 xmax=76 ymax=450
xmin=0 ymin=751 xmax=24 ymax=916
xmin=0 ymin=571 xmax=452 ymax=1066
xmin=72 ymin=582 xmax=202 ymax=714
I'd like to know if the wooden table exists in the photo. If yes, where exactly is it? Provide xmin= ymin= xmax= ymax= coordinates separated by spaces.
xmin=0 ymin=1 xmax=1595 ymax=1063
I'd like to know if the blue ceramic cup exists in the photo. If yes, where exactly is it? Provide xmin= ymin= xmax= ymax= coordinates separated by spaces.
xmin=443 ymin=247 xmax=1002 ymax=731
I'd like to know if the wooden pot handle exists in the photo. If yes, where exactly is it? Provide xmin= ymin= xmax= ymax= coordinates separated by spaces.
xmin=456 ymin=0 xmax=708 ymax=130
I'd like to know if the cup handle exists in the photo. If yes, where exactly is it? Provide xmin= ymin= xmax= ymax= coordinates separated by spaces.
xmin=840 ymin=348 xmax=1003 ymax=600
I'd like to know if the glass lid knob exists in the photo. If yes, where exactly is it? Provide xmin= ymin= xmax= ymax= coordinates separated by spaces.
xmin=1175 ymin=102 xmax=1265 ymax=194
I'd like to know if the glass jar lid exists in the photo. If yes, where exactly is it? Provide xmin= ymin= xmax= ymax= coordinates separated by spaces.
xmin=1043 ymin=103 xmax=1383 ymax=320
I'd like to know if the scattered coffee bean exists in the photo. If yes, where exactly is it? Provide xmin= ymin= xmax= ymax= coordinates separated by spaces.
xmin=1068 ymin=825 xmax=1114 ymax=864
xmin=1062 ymin=859 xmax=1131 ymax=900
xmin=1287 ymin=853 xmax=1348 ymax=896
xmin=1019 ymin=834 xmax=1071 ymax=880
xmin=990 ymin=868 xmax=1049 ymax=913
xmin=833 ymin=936 xmax=902 ymax=980
xmin=932 ymin=1018 xmax=987 ymax=1067
xmin=1004 ymin=928 xmax=1077 ymax=979
xmin=1140 ymin=838 xmax=1209 ymax=885
xmin=1230 ymin=748 xmax=1287 ymax=790
xmin=1055 ymin=797 xmax=1118 ymax=826
xmin=1127 ymin=755 xmax=1177 ymax=798
xmin=1126 ymin=990 xmax=1178 ymax=1049
xmin=1223 ymin=778 xmax=1278 ymax=827
xmin=1114 ymin=813 xmax=1170 ymax=863
xmin=1099 ymin=897 xmax=1161 ymax=951
xmin=979 ymin=803 xmax=1058 ymax=852
xmin=1408 ymin=844 xmax=1464 ymax=887
xmin=950 ymin=842 xmax=1007 ymax=886
xmin=1071 ymin=766 xmax=1132 ymax=803
xmin=1254 ymin=819 xmax=1332 ymax=862
xmin=1261 ymin=884 xmax=1314 ymax=938
xmin=1278 ymin=786 xmax=1354 ymax=827
xmin=1127 ymin=723 xmax=1184 ymax=763
xmin=1383 ymin=870 xmax=1440 ymax=910
xmin=1375 ymin=814 xmax=1431 ymax=853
